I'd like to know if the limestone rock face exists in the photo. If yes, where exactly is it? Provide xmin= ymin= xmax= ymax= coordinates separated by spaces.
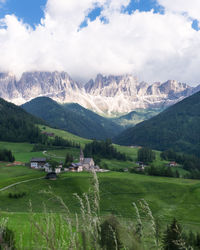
xmin=0 ymin=71 xmax=198 ymax=116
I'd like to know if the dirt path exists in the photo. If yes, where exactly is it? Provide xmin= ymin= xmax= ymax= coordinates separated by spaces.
xmin=0 ymin=177 xmax=44 ymax=192
xmin=43 ymin=150 xmax=65 ymax=159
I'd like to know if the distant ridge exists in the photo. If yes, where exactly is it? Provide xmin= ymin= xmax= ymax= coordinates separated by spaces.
xmin=21 ymin=97 xmax=123 ymax=140
xmin=114 ymin=90 xmax=200 ymax=156
xmin=0 ymin=71 xmax=199 ymax=116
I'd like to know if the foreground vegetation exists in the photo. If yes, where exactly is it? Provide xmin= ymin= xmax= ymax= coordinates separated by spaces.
xmin=0 ymin=171 xmax=200 ymax=249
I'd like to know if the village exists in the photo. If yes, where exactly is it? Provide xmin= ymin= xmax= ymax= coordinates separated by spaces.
xmin=29 ymin=147 xmax=179 ymax=180
xmin=30 ymin=149 xmax=109 ymax=179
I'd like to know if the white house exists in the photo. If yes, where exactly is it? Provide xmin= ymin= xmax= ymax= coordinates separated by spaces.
xmin=44 ymin=163 xmax=52 ymax=173
xmin=30 ymin=158 xmax=46 ymax=169
xmin=54 ymin=168 xmax=61 ymax=174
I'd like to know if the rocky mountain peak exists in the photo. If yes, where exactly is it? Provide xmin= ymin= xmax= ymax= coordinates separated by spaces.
xmin=159 ymin=80 xmax=190 ymax=94
xmin=0 ymin=71 xmax=198 ymax=115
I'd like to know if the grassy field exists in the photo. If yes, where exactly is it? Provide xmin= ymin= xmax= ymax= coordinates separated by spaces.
xmin=39 ymin=125 xmax=91 ymax=146
xmin=0 ymin=170 xmax=200 ymax=247
xmin=0 ymin=157 xmax=199 ymax=248
xmin=0 ymin=165 xmax=45 ymax=189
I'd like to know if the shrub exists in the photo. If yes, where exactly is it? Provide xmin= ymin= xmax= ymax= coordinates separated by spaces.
xmin=0 ymin=227 xmax=16 ymax=250
xmin=100 ymin=215 xmax=123 ymax=250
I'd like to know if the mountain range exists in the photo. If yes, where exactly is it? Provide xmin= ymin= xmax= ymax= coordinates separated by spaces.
xmin=114 ymin=90 xmax=200 ymax=156
xmin=0 ymin=71 xmax=199 ymax=116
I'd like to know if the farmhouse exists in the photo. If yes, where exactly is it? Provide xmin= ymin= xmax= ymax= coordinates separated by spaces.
xmin=168 ymin=161 xmax=177 ymax=167
xmin=30 ymin=158 xmax=63 ymax=174
xmin=30 ymin=158 xmax=46 ymax=169
xmin=41 ymin=131 xmax=55 ymax=137
xmin=44 ymin=163 xmax=51 ymax=172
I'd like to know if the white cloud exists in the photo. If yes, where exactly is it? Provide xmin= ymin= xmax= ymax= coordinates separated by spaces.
xmin=0 ymin=0 xmax=200 ymax=85
xmin=158 ymin=0 xmax=200 ymax=22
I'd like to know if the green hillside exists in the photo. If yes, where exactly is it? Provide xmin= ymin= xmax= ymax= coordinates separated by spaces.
xmin=0 ymin=171 xmax=199 ymax=223
xmin=112 ymin=108 xmax=163 ymax=128
xmin=0 ymin=97 xmax=44 ymax=142
xmin=22 ymin=97 xmax=123 ymax=140
xmin=114 ymin=91 xmax=200 ymax=156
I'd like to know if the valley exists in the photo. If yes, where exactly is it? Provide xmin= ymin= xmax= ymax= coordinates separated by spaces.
xmin=0 ymin=125 xmax=200 ymax=248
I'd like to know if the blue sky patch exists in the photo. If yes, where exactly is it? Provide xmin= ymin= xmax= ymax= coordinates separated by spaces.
xmin=192 ymin=20 xmax=200 ymax=31
xmin=0 ymin=0 xmax=47 ymax=27
xmin=123 ymin=0 xmax=164 ymax=14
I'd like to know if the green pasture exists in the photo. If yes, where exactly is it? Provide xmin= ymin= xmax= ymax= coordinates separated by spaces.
xmin=0 ymin=166 xmax=45 ymax=189
xmin=38 ymin=125 xmax=91 ymax=146
xmin=0 ymin=167 xmax=200 ymax=247
xmin=0 ymin=171 xmax=200 ymax=227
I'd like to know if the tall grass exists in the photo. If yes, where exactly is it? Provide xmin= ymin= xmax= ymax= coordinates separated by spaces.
xmin=1 ymin=171 xmax=193 ymax=249
xmin=25 ymin=171 xmax=102 ymax=250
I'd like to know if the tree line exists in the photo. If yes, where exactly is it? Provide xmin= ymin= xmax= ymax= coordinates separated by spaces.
xmin=83 ymin=139 xmax=128 ymax=161
xmin=32 ymin=135 xmax=80 ymax=152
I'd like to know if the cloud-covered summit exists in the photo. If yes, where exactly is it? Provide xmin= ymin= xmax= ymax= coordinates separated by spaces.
xmin=0 ymin=0 xmax=200 ymax=86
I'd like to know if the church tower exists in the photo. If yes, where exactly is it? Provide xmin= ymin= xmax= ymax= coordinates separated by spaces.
xmin=80 ymin=148 xmax=84 ymax=164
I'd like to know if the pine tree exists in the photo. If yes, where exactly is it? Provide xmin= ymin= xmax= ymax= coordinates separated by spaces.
xmin=162 ymin=218 xmax=186 ymax=250
xmin=138 ymin=147 xmax=156 ymax=164
xmin=187 ymin=230 xmax=196 ymax=247
xmin=64 ymin=153 xmax=73 ymax=167
xmin=196 ymin=232 xmax=200 ymax=248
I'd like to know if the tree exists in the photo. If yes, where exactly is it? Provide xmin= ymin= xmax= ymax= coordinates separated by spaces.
xmin=175 ymin=170 xmax=180 ymax=178
xmin=47 ymin=159 xmax=59 ymax=170
xmin=137 ymin=147 xmax=156 ymax=164
xmin=64 ymin=153 xmax=73 ymax=167
xmin=163 ymin=218 xmax=186 ymax=250
xmin=187 ymin=230 xmax=196 ymax=247
xmin=0 ymin=149 xmax=15 ymax=162
xmin=196 ymin=232 xmax=200 ymax=248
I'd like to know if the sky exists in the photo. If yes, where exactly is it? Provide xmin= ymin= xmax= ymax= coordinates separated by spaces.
xmin=0 ymin=0 xmax=200 ymax=86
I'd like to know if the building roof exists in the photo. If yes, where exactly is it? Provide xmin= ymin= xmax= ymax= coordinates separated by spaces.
xmin=83 ymin=158 xmax=93 ymax=164
xmin=31 ymin=158 xmax=46 ymax=162
xmin=45 ymin=172 xmax=57 ymax=179
xmin=44 ymin=163 xmax=50 ymax=167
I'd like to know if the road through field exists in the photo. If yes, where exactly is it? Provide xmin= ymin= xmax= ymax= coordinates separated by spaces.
xmin=0 ymin=177 xmax=44 ymax=192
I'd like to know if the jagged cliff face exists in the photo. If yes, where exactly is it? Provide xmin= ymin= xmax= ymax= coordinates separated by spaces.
xmin=0 ymin=71 xmax=198 ymax=115
xmin=84 ymin=75 xmax=195 ymax=114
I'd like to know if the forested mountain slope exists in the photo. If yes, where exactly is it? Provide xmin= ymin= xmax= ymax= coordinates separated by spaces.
xmin=0 ymin=98 xmax=44 ymax=142
xmin=22 ymin=97 xmax=123 ymax=140
xmin=114 ymin=91 xmax=200 ymax=156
